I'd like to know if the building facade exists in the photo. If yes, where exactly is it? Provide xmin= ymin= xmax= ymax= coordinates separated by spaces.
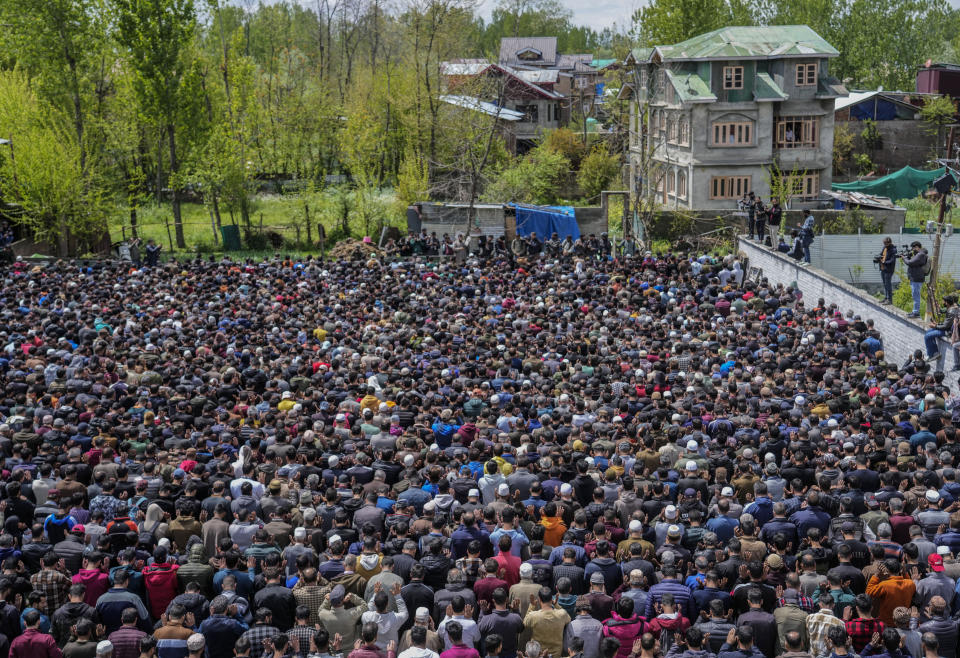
xmin=625 ymin=26 xmax=847 ymax=209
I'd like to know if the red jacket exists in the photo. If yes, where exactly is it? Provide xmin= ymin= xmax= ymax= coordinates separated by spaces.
xmin=142 ymin=562 xmax=180 ymax=618
xmin=602 ymin=613 xmax=647 ymax=658
xmin=72 ymin=569 xmax=110 ymax=607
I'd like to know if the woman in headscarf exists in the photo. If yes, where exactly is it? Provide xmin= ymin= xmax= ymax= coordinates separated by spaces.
xmin=140 ymin=503 xmax=169 ymax=545
xmin=232 ymin=444 xmax=253 ymax=478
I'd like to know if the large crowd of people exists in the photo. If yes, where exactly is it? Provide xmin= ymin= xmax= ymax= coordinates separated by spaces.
xmin=0 ymin=247 xmax=959 ymax=658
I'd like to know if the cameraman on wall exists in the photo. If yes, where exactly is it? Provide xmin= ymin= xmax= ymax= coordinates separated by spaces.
xmin=877 ymin=237 xmax=897 ymax=305
xmin=901 ymin=240 xmax=929 ymax=318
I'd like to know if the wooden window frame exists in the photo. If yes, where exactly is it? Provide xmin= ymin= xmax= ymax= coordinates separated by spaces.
xmin=783 ymin=173 xmax=820 ymax=200
xmin=711 ymin=121 xmax=753 ymax=146
xmin=776 ymin=116 xmax=819 ymax=149
xmin=677 ymin=171 xmax=688 ymax=200
xmin=796 ymin=62 xmax=818 ymax=86
xmin=710 ymin=175 xmax=751 ymax=200
xmin=723 ymin=66 xmax=744 ymax=90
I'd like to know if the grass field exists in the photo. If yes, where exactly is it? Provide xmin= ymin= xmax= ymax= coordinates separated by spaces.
xmin=109 ymin=190 xmax=403 ymax=255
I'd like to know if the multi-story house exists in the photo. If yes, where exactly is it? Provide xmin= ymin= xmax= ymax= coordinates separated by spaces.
xmin=624 ymin=25 xmax=847 ymax=209
xmin=440 ymin=58 xmax=565 ymax=153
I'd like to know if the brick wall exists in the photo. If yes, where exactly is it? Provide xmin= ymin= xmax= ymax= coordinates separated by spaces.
xmin=738 ymin=237 xmax=959 ymax=369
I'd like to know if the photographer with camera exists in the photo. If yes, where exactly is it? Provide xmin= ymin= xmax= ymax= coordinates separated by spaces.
xmin=901 ymin=241 xmax=929 ymax=318
xmin=876 ymin=237 xmax=897 ymax=305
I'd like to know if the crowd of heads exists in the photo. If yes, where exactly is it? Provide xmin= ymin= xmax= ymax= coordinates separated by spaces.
xmin=0 ymin=248 xmax=957 ymax=658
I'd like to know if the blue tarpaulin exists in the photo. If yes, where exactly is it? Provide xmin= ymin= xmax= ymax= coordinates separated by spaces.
xmin=511 ymin=204 xmax=580 ymax=241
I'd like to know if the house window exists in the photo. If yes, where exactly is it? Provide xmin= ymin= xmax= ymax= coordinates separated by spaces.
xmin=665 ymin=82 xmax=675 ymax=104
xmin=657 ymin=173 xmax=665 ymax=202
xmin=667 ymin=170 xmax=676 ymax=197
xmin=723 ymin=66 xmax=743 ymax=89
xmin=667 ymin=118 xmax=676 ymax=144
xmin=776 ymin=116 xmax=818 ymax=148
xmin=516 ymin=104 xmax=539 ymax=123
xmin=678 ymin=117 xmax=689 ymax=146
xmin=796 ymin=62 xmax=818 ymax=86
xmin=658 ymin=110 xmax=666 ymax=135
xmin=677 ymin=171 xmax=688 ymax=199
xmin=712 ymin=121 xmax=752 ymax=146
xmin=640 ymin=69 xmax=648 ymax=89
xmin=710 ymin=175 xmax=751 ymax=200
xmin=783 ymin=173 xmax=820 ymax=200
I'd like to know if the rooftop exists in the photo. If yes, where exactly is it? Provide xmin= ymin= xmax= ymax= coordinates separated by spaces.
xmin=653 ymin=25 xmax=839 ymax=62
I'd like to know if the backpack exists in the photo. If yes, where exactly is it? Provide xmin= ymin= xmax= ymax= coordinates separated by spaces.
xmin=923 ymin=255 xmax=932 ymax=276
xmin=138 ymin=519 xmax=162 ymax=549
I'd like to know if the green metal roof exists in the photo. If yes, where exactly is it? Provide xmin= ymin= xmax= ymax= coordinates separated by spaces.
xmin=665 ymin=70 xmax=717 ymax=103
xmin=592 ymin=58 xmax=616 ymax=69
xmin=655 ymin=25 xmax=839 ymax=62
xmin=627 ymin=47 xmax=653 ymax=64
xmin=754 ymin=72 xmax=788 ymax=101
xmin=817 ymin=74 xmax=849 ymax=98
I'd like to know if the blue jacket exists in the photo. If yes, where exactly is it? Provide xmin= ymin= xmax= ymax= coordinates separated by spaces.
xmin=744 ymin=497 xmax=774 ymax=527
xmin=644 ymin=578 xmax=692 ymax=620
xmin=199 ymin=614 xmax=248 ymax=658
xmin=788 ymin=506 xmax=831 ymax=538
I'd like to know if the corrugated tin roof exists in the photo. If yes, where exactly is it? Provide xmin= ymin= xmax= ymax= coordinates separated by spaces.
xmin=665 ymin=70 xmax=716 ymax=103
xmin=557 ymin=54 xmax=593 ymax=71
xmin=754 ymin=72 xmax=788 ymax=101
xmin=515 ymin=69 xmax=560 ymax=84
xmin=834 ymin=90 xmax=877 ymax=111
xmin=499 ymin=37 xmax=558 ymax=66
xmin=655 ymin=25 xmax=839 ymax=61
xmin=440 ymin=59 xmax=489 ymax=76
xmin=439 ymin=95 xmax=525 ymax=121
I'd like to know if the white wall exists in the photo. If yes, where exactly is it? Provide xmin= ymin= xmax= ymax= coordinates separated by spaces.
xmin=739 ymin=237 xmax=959 ymax=369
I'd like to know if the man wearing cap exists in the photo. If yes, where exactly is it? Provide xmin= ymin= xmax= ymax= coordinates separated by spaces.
xmin=318 ymin=585 xmax=368 ymax=649
xmin=914 ymin=555 xmax=955 ymax=611
xmin=774 ymin=589 xmax=811 ymax=651
xmin=399 ymin=608 xmax=444 ymax=654
xmin=564 ymin=598 xmax=602 ymax=658
xmin=916 ymin=491 xmax=951 ymax=542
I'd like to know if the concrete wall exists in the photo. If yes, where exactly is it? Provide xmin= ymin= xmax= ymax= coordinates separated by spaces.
xmin=576 ymin=207 xmax=608 ymax=236
xmin=738 ymin=237 xmax=959 ymax=369
xmin=414 ymin=203 xmax=608 ymax=238
xmin=835 ymin=119 xmax=938 ymax=175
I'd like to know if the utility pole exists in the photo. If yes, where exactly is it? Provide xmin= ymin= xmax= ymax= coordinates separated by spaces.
xmin=925 ymin=126 xmax=956 ymax=323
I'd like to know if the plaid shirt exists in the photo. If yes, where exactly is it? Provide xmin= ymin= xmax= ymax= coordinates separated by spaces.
xmin=241 ymin=623 xmax=280 ymax=658
xmin=108 ymin=626 xmax=147 ymax=658
xmin=30 ymin=568 xmax=71 ymax=614
xmin=807 ymin=610 xmax=845 ymax=657
xmin=293 ymin=585 xmax=328 ymax=626
xmin=846 ymin=617 xmax=886 ymax=652
xmin=289 ymin=625 xmax=315 ymax=658
xmin=778 ymin=594 xmax=816 ymax=613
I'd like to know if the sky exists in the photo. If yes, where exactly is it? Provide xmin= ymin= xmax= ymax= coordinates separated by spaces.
xmin=477 ymin=0 xmax=640 ymax=32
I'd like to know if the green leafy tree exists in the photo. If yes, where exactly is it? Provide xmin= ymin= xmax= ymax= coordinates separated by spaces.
xmin=832 ymin=122 xmax=855 ymax=177
xmin=484 ymin=145 xmax=570 ymax=205
xmin=632 ymin=0 xmax=758 ymax=46
xmin=112 ymin=0 xmax=197 ymax=248
xmin=0 ymin=72 xmax=107 ymax=249
xmin=0 ymin=0 xmax=107 ymax=173
xmin=577 ymin=144 xmax=620 ymax=200
xmin=919 ymin=95 xmax=957 ymax=158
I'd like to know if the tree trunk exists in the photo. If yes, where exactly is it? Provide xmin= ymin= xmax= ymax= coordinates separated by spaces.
xmin=129 ymin=205 xmax=138 ymax=239
xmin=167 ymin=123 xmax=185 ymax=248
xmin=156 ymin=133 xmax=164 ymax=202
